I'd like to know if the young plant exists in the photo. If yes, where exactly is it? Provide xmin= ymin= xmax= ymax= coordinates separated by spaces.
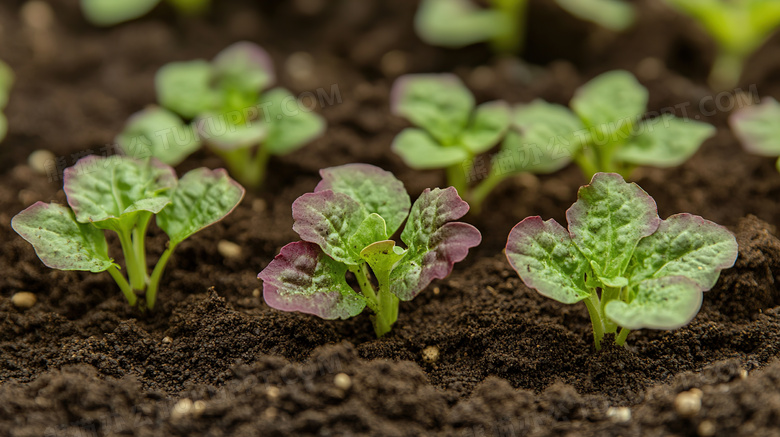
xmin=80 ymin=0 xmax=209 ymax=26
xmin=117 ymin=41 xmax=325 ymax=189
xmin=414 ymin=0 xmax=634 ymax=53
xmin=12 ymin=155 xmax=245 ymax=310
xmin=729 ymin=97 xmax=780 ymax=170
xmin=258 ymin=164 xmax=481 ymax=337
xmin=505 ymin=173 xmax=738 ymax=349
xmin=0 ymin=60 xmax=13 ymax=143
xmin=663 ymin=0 xmax=780 ymax=90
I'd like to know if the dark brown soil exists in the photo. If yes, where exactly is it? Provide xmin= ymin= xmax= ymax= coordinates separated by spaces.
xmin=2 ymin=0 xmax=780 ymax=436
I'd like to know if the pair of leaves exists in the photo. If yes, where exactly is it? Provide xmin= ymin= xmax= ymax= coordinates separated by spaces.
xmin=391 ymin=74 xmax=510 ymax=170
xmin=260 ymin=164 xmax=482 ymax=319
xmin=506 ymin=172 xmax=737 ymax=330
xmin=12 ymin=156 xmax=245 ymax=271
xmin=730 ymin=98 xmax=780 ymax=171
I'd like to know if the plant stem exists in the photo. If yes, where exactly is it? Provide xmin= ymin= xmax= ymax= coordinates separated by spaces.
xmin=615 ymin=327 xmax=631 ymax=346
xmin=145 ymin=243 xmax=177 ymax=311
xmin=469 ymin=170 xmax=509 ymax=214
xmin=374 ymin=269 xmax=400 ymax=338
xmin=117 ymin=229 xmax=147 ymax=293
xmin=573 ymin=149 xmax=599 ymax=180
xmin=446 ymin=162 xmax=469 ymax=199
xmin=709 ymin=50 xmax=745 ymax=91
xmin=216 ymin=144 xmax=270 ymax=189
xmin=489 ymin=0 xmax=527 ymax=53
xmin=107 ymin=266 xmax=136 ymax=306
xmin=132 ymin=212 xmax=152 ymax=283
xmin=583 ymin=293 xmax=605 ymax=350
xmin=600 ymin=286 xmax=621 ymax=334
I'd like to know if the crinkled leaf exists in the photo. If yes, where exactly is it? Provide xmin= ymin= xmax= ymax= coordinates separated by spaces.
xmin=212 ymin=41 xmax=275 ymax=97
xmin=195 ymin=112 xmax=267 ymax=152
xmin=156 ymin=168 xmax=245 ymax=244
xmin=506 ymin=216 xmax=592 ymax=304
xmin=391 ymin=74 xmax=475 ymax=145
xmin=156 ymin=60 xmax=219 ymax=119
xmin=570 ymin=71 xmax=648 ymax=137
xmin=315 ymin=163 xmax=411 ymax=236
xmin=458 ymin=101 xmax=511 ymax=154
xmin=567 ymin=172 xmax=660 ymax=285
xmin=64 ymin=156 xmax=177 ymax=230
xmin=555 ymin=0 xmax=635 ymax=31
xmin=392 ymin=188 xmax=481 ymax=300
xmin=80 ymin=0 xmax=159 ymax=26
xmin=259 ymin=241 xmax=366 ymax=320
xmin=117 ymin=107 xmax=202 ymax=166
xmin=616 ymin=115 xmax=715 ymax=167
xmin=348 ymin=214 xmax=389 ymax=259
xmin=392 ymin=128 xmax=470 ymax=170
xmin=260 ymin=88 xmax=326 ymax=155
xmin=628 ymin=213 xmax=738 ymax=290
xmin=414 ymin=0 xmax=512 ymax=48
xmin=730 ymin=98 xmax=780 ymax=157
xmin=292 ymin=190 xmax=367 ymax=265
xmin=12 ymin=202 xmax=115 ymax=272
xmin=360 ymin=240 xmax=407 ymax=277
xmin=605 ymin=276 xmax=702 ymax=330
xmin=0 ymin=59 xmax=13 ymax=109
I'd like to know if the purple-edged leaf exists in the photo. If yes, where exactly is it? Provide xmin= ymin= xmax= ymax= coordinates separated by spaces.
xmin=459 ymin=101 xmax=511 ymax=154
xmin=212 ymin=41 xmax=275 ymax=94
xmin=157 ymin=168 xmax=245 ymax=245
xmin=616 ymin=115 xmax=715 ymax=167
xmin=391 ymin=187 xmax=481 ymax=300
xmin=12 ymin=202 xmax=115 ymax=272
xmin=567 ymin=172 xmax=660 ymax=286
xmin=390 ymin=73 xmax=474 ymax=145
xmin=315 ymin=163 xmax=411 ymax=236
xmin=292 ymin=190 xmax=367 ymax=265
xmin=392 ymin=128 xmax=470 ymax=170
xmin=117 ymin=106 xmax=202 ymax=166
xmin=259 ymin=241 xmax=366 ymax=320
xmin=605 ymin=276 xmax=702 ymax=330
xmin=64 ymin=156 xmax=177 ymax=230
xmin=156 ymin=60 xmax=220 ymax=119
xmin=506 ymin=216 xmax=591 ymax=304
xmin=729 ymin=98 xmax=780 ymax=157
xmin=628 ymin=213 xmax=738 ymax=290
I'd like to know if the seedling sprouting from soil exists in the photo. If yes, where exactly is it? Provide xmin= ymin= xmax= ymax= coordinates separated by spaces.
xmin=505 ymin=173 xmax=737 ymax=349
xmin=414 ymin=0 xmax=635 ymax=53
xmin=80 ymin=0 xmax=210 ymax=26
xmin=0 ymin=60 xmax=13 ymax=143
xmin=258 ymin=164 xmax=481 ymax=337
xmin=118 ymin=41 xmax=325 ymax=188
xmin=663 ymin=0 xmax=780 ymax=90
xmin=12 ymin=156 xmax=245 ymax=310
xmin=730 ymin=97 xmax=780 ymax=170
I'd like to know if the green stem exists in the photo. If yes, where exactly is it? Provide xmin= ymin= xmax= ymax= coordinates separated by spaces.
xmin=709 ymin=50 xmax=745 ymax=91
xmin=615 ymin=327 xmax=631 ymax=346
xmin=374 ymin=269 xmax=400 ymax=338
xmin=107 ymin=266 xmax=136 ymax=306
xmin=350 ymin=264 xmax=379 ymax=312
xmin=469 ymin=170 xmax=509 ymax=214
xmin=489 ymin=0 xmax=527 ymax=53
xmin=145 ymin=243 xmax=177 ymax=311
xmin=600 ymin=287 xmax=621 ymax=334
xmin=583 ymin=293 xmax=605 ymax=350
xmin=216 ymin=144 xmax=270 ymax=189
xmin=446 ymin=162 xmax=469 ymax=198
xmin=117 ymin=229 xmax=147 ymax=293
xmin=573 ymin=149 xmax=599 ymax=180
xmin=132 ymin=213 xmax=152 ymax=283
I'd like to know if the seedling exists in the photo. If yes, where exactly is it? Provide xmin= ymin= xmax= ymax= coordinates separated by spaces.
xmin=663 ymin=0 xmax=780 ymax=90
xmin=505 ymin=173 xmax=737 ymax=349
xmin=80 ymin=0 xmax=209 ymax=26
xmin=415 ymin=0 xmax=634 ymax=53
xmin=118 ymin=41 xmax=325 ymax=188
xmin=258 ymin=164 xmax=481 ymax=337
xmin=729 ymin=97 xmax=780 ymax=170
xmin=0 ymin=60 xmax=13 ymax=143
xmin=12 ymin=156 xmax=245 ymax=310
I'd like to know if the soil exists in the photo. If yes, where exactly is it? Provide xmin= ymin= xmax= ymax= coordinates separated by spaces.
xmin=2 ymin=0 xmax=780 ymax=436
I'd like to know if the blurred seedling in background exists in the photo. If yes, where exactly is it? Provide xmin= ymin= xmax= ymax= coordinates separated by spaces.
xmin=80 ymin=0 xmax=210 ymax=26
xmin=0 ymin=60 xmax=13 ymax=143
xmin=12 ymin=156 xmax=245 ymax=310
xmin=258 ymin=164 xmax=481 ymax=337
xmin=118 ymin=41 xmax=326 ymax=189
xmin=730 ymin=97 xmax=780 ymax=170
xmin=506 ymin=172 xmax=738 ymax=349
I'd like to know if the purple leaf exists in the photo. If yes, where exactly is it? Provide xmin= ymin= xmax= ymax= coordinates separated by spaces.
xmin=292 ymin=190 xmax=367 ymax=264
xmin=259 ymin=241 xmax=366 ymax=320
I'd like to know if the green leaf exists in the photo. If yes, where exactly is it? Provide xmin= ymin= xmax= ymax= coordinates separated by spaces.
xmin=260 ymin=88 xmax=326 ymax=155
xmin=348 ymin=214 xmax=389 ymax=259
xmin=605 ymin=276 xmax=702 ymax=330
xmin=414 ymin=0 xmax=513 ymax=48
xmin=64 ymin=156 xmax=177 ymax=231
xmin=730 ymin=97 xmax=780 ymax=157
xmin=391 ymin=74 xmax=475 ymax=145
xmin=506 ymin=216 xmax=592 ymax=304
xmin=292 ymin=191 xmax=367 ymax=265
xmin=12 ymin=202 xmax=115 ymax=272
xmin=260 ymin=241 xmax=366 ymax=320
xmin=392 ymin=128 xmax=470 ymax=170
xmin=212 ymin=42 xmax=274 ymax=112
xmin=570 ymin=70 xmax=648 ymax=138
xmin=458 ymin=101 xmax=511 ymax=154
xmin=117 ymin=107 xmax=202 ymax=166
xmin=360 ymin=240 xmax=407 ymax=277
xmin=316 ymin=163 xmax=412 ymax=236
xmin=156 ymin=60 xmax=219 ymax=119
xmin=628 ymin=213 xmax=738 ymax=290
xmin=195 ymin=112 xmax=267 ymax=151
xmin=80 ymin=0 xmax=160 ymax=26
xmin=616 ymin=115 xmax=715 ymax=167
xmin=555 ymin=0 xmax=635 ymax=32
xmin=156 ymin=168 xmax=245 ymax=245
xmin=566 ymin=172 xmax=660 ymax=283
xmin=0 ymin=59 xmax=13 ymax=109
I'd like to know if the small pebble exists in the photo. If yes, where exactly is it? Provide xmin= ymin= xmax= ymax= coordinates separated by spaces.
xmin=171 ymin=399 xmax=193 ymax=419
xmin=334 ymin=373 xmax=352 ymax=391
xmin=698 ymin=420 xmax=716 ymax=437
xmin=252 ymin=288 xmax=261 ymax=298
xmin=606 ymin=406 xmax=631 ymax=423
xmin=162 ymin=336 xmax=172 ymax=344
xmin=218 ymin=240 xmax=242 ymax=259
xmin=422 ymin=345 xmax=440 ymax=364
xmin=11 ymin=292 xmax=37 ymax=309
xmin=263 ymin=407 xmax=278 ymax=419
xmin=674 ymin=389 xmax=702 ymax=417
xmin=432 ymin=287 xmax=440 ymax=295
xmin=27 ymin=150 xmax=55 ymax=175
xmin=192 ymin=400 xmax=206 ymax=415
xmin=739 ymin=368 xmax=748 ymax=380
xmin=266 ymin=386 xmax=280 ymax=399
